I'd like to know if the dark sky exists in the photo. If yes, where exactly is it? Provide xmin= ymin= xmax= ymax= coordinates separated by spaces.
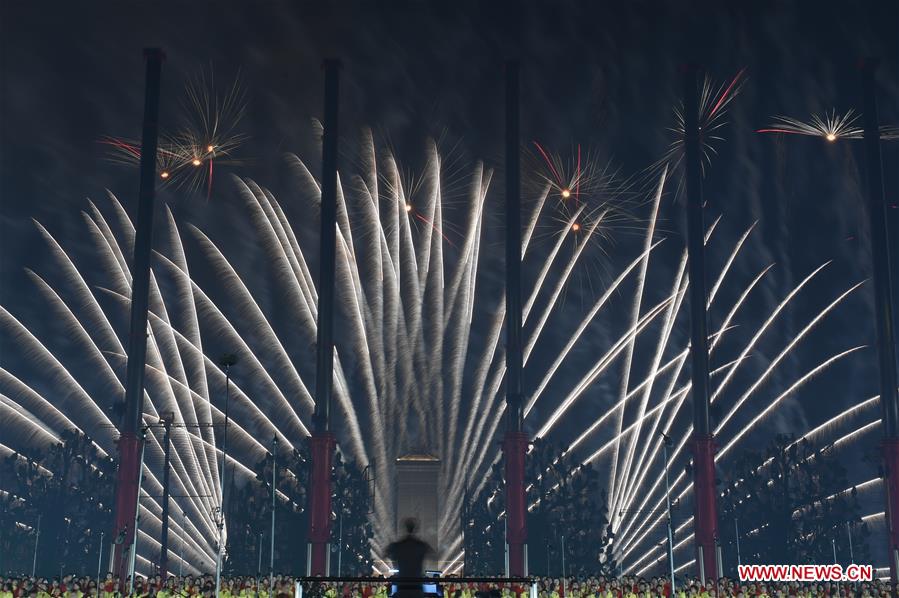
xmin=3 ymin=2 xmax=896 ymax=420
xmin=1 ymin=0 xmax=898 ymax=566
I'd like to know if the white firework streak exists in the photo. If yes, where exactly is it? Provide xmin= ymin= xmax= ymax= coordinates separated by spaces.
xmin=1 ymin=140 xmax=868 ymax=572
xmin=452 ymin=164 xmax=865 ymax=573
xmin=615 ymin=279 xmax=863 ymax=568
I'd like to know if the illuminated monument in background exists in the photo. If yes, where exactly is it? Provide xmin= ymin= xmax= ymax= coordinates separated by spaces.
xmin=395 ymin=454 xmax=441 ymax=569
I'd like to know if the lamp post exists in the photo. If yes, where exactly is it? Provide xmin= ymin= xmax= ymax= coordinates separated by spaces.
xmin=561 ymin=534 xmax=567 ymax=597
xmin=662 ymin=432 xmax=676 ymax=593
xmin=159 ymin=413 xmax=173 ymax=578
xmin=257 ymin=532 xmax=263 ymax=598
xmin=270 ymin=436 xmax=278 ymax=590
xmin=32 ymin=514 xmax=41 ymax=577
xmin=215 ymin=354 xmax=237 ymax=597
xmin=337 ymin=506 xmax=344 ymax=576
xmin=128 ymin=428 xmax=148 ymax=595
xmin=847 ymin=521 xmax=855 ymax=563
xmin=97 ymin=531 xmax=105 ymax=581
xmin=179 ymin=506 xmax=185 ymax=577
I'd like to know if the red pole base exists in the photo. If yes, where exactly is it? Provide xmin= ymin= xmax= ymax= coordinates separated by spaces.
xmin=112 ymin=432 xmax=141 ymax=579
xmin=503 ymin=431 xmax=528 ymax=576
xmin=308 ymin=432 xmax=336 ymax=575
xmin=691 ymin=434 xmax=718 ymax=582
xmin=882 ymin=439 xmax=899 ymax=584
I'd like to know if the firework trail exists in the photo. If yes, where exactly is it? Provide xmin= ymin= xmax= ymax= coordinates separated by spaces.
xmin=2 ymin=125 xmax=874 ymax=574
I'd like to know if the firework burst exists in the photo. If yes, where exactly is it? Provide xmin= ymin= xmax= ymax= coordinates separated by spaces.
xmin=525 ymin=142 xmax=647 ymax=301
xmin=653 ymin=69 xmax=747 ymax=178
xmin=758 ymin=109 xmax=899 ymax=142
xmin=102 ymin=70 xmax=248 ymax=198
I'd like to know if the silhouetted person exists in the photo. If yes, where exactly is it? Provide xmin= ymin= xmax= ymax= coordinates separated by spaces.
xmin=387 ymin=518 xmax=434 ymax=598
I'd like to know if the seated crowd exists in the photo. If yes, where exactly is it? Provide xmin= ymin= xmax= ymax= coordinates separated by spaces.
xmin=0 ymin=574 xmax=893 ymax=598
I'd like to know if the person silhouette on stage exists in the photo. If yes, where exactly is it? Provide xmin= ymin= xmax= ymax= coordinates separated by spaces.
xmin=387 ymin=518 xmax=434 ymax=598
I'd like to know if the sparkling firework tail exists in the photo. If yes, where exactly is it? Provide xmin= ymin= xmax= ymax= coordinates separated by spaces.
xmin=3 ymin=138 xmax=871 ymax=571
xmin=615 ymin=276 xmax=865 ymax=568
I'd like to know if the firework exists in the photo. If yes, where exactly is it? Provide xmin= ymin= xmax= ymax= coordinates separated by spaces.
xmin=2 ymin=129 xmax=875 ymax=575
xmin=525 ymin=143 xmax=647 ymax=302
xmin=758 ymin=109 xmax=899 ymax=142
xmin=654 ymin=69 xmax=747 ymax=177
xmin=102 ymin=70 xmax=247 ymax=198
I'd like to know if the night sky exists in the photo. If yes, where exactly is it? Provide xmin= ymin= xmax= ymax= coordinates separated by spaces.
xmin=1 ymin=0 xmax=898 ymax=571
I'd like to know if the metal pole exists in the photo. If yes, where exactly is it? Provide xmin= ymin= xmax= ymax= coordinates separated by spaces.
xmin=257 ymin=532 xmax=263 ymax=598
xmin=179 ymin=507 xmax=184 ymax=577
xmin=270 ymin=436 xmax=277 ymax=590
xmin=504 ymin=63 xmax=523 ymax=432
xmin=309 ymin=58 xmax=340 ymax=577
xmin=112 ymin=48 xmax=164 ymax=578
xmin=561 ymin=535 xmax=566 ymax=597
xmin=716 ymin=541 xmax=723 ymax=579
xmin=503 ymin=58 xmax=528 ymax=578
xmin=698 ymin=546 xmax=705 ymax=587
xmin=313 ymin=58 xmax=340 ymax=438
xmin=160 ymin=414 xmax=172 ymax=578
xmin=683 ymin=63 xmax=718 ymax=581
xmin=98 ymin=531 xmax=105 ymax=582
xmin=847 ymin=521 xmax=854 ymax=563
xmin=662 ymin=435 xmax=676 ymax=593
xmin=214 ymin=517 xmax=223 ymax=590
xmin=734 ymin=517 xmax=741 ymax=568
xmin=129 ymin=430 xmax=148 ymax=595
xmin=216 ymin=357 xmax=235 ymax=597
xmin=337 ymin=509 xmax=343 ymax=576
xmin=32 ymin=514 xmax=41 ymax=577
xmin=545 ymin=540 xmax=549 ymax=578
xmin=833 ymin=539 xmax=841 ymax=596
xmin=504 ymin=518 xmax=510 ymax=577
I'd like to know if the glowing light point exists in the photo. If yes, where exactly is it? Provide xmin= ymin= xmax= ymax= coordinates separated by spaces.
xmin=572 ymin=223 xmax=581 ymax=232
xmin=405 ymin=204 xmax=413 ymax=212
xmin=192 ymin=158 xmax=202 ymax=166
xmin=160 ymin=171 xmax=170 ymax=179
xmin=561 ymin=188 xmax=571 ymax=199
xmin=207 ymin=145 xmax=215 ymax=152
xmin=825 ymin=133 xmax=837 ymax=142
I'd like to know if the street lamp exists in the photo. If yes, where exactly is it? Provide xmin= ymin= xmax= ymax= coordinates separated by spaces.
xmin=128 ymin=427 xmax=148 ymax=595
xmin=661 ymin=432 xmax=676 ymax=593
xmin=270 ymin=436 xmax=278 ymax=594
xmin=215 ymin=353 xmax=237 ymax=598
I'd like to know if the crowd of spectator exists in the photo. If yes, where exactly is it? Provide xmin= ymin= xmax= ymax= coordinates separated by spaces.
xmin=0 ymin=574 xmax=894 ymax=598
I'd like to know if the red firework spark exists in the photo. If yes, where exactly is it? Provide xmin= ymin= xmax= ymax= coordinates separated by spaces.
xmin=412 ymin=210 xmax=456 ymax=249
